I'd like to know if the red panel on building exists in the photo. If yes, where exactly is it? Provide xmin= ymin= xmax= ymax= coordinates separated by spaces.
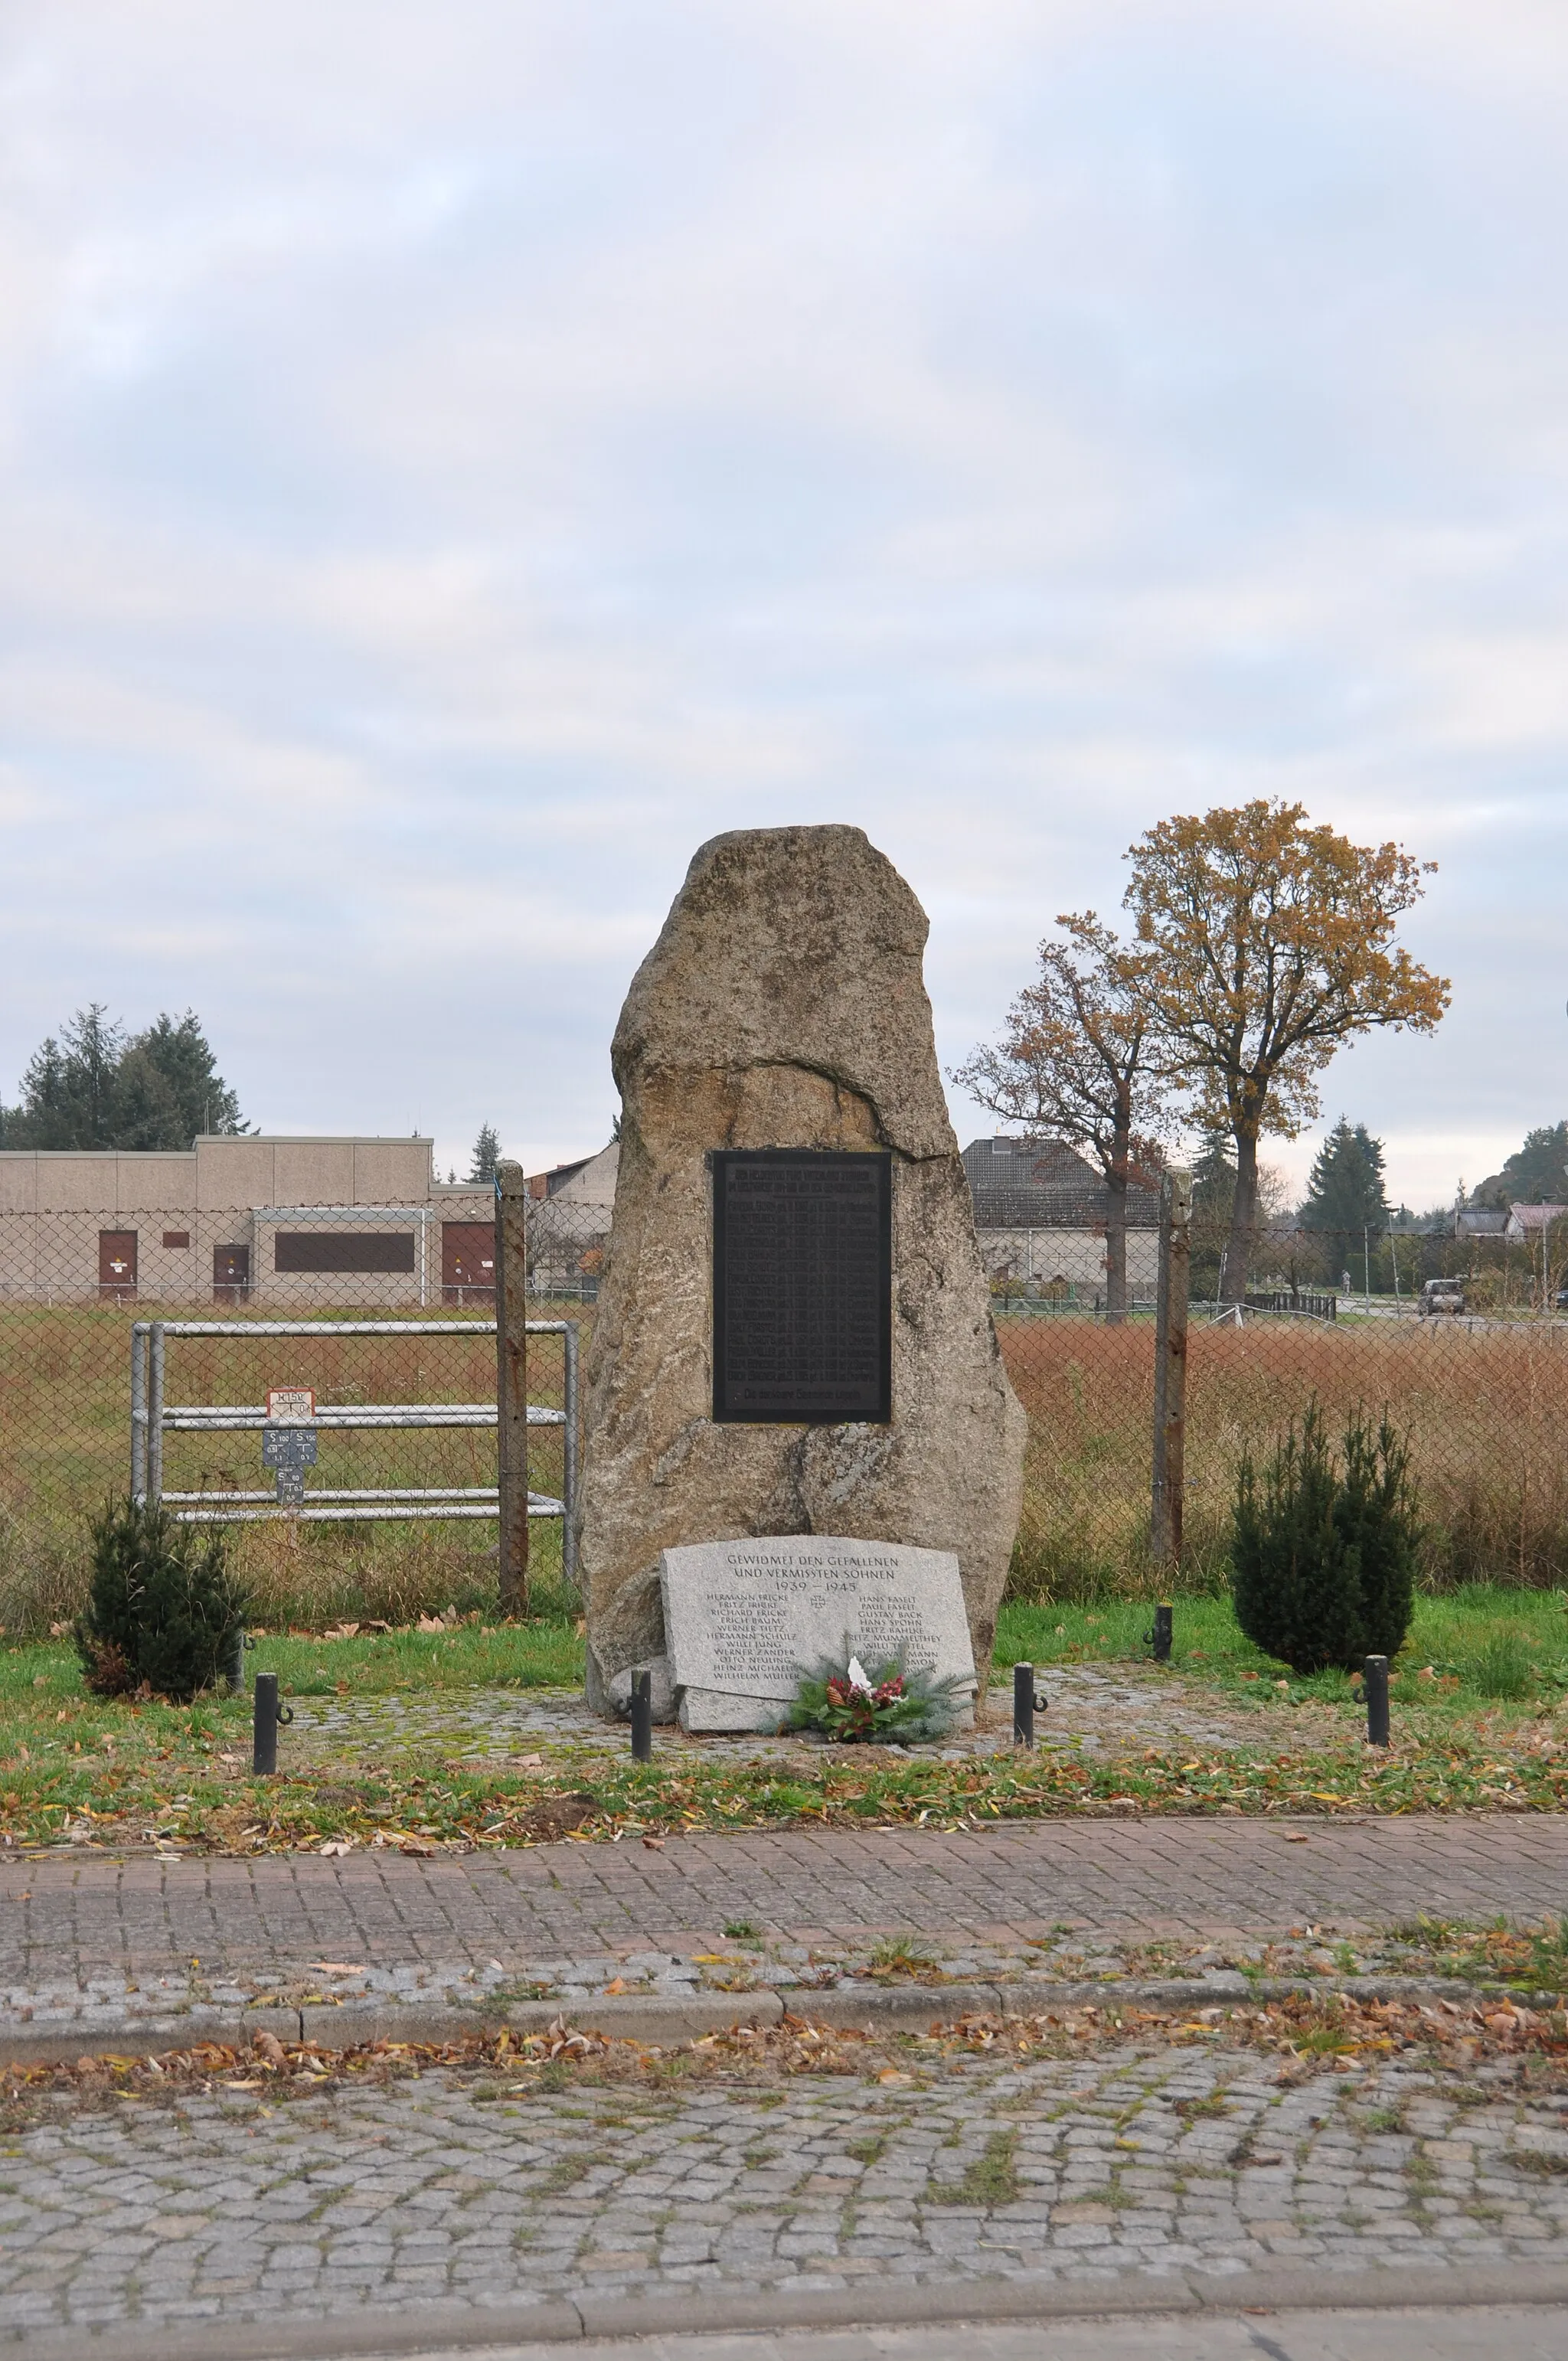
xmin=213 ymin=1243 xmax=250 ymax=1302
xmin=98 ymin=1230 xmax=137 ymax=1300
xmin=442 ymin=1222 xmax=495 ymax=1304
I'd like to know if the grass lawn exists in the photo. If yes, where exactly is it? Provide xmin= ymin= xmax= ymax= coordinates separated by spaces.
xmin=999 ymin=1585 xmax=1568 ymax=1713
xmin=5 ymin=1585 xmax=1568 ymax=1853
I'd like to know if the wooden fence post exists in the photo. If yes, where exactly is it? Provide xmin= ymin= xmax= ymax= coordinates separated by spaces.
xmin=495 ymin=1159 xmax=530 ymax=1615
xmin=1152 ymin=1166 xmax=1192 ymax=1571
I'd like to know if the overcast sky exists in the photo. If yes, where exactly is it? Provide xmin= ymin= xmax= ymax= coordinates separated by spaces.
xmin=3 ymin=2 xmax=1566 ymax=1207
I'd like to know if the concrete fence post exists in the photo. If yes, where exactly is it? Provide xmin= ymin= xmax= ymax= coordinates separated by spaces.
xmin=1152 ymin=1167 xmax=1192 ymax=1572
xmin=495 ymin=1160 xmax=531 ymax=1615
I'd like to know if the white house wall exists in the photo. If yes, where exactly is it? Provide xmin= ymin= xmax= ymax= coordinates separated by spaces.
xmin=976 ymin=1226 xmax=1161 ymax=1289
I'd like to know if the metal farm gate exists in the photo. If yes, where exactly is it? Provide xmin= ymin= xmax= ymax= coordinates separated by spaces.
xmin=128 ymin=1316 xmax=578 ymax=1577
xmin=129 ymin=1315 xmax=577 ymax=1579
xmin=125 ymin=1172 xmax=581 ymax=1595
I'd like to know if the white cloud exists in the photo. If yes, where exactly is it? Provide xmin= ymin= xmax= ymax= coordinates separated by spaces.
xmin=1 ymin=0 xmax=1566 ymax=1194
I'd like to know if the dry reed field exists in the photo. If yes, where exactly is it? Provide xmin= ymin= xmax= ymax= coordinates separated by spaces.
xmin=0 ymin=1301 xmax=576 ymax=1634
xmin=999 ymin=1309 xmax=1568 ymax=1599
xmin=3 ymin=1298 xmax=1567 ymax=1634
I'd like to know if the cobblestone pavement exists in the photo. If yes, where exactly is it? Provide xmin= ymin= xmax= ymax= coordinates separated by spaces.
xmin=278 ymin=1664 xmax=1286 ymax=1768
xmin=4 ymin=2034 xmax=1568 ymax=2345
xmin=5 ymin=1818 xmax=1568 ymax=2039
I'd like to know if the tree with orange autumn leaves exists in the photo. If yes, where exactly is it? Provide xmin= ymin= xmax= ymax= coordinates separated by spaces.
xmin=962 ymin=802 xmax=1450 ymax=1306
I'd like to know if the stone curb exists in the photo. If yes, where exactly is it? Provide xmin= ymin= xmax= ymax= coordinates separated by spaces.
xmin=0 ymin=1971 xmax=1548 ymax=2070
xmin=7 ymin=2262 xmax=1568 ymax=2358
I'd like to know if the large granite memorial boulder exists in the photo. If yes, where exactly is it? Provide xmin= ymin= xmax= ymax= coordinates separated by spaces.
xmin=577 ymin=823 xmax=1027 ymax=1716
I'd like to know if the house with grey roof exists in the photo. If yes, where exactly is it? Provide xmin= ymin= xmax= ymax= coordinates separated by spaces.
xmin=1504 ymin=1202 xmax=1568 ymax=1243
xmin=960 ymin=1136 xmax=1161 ymax=1297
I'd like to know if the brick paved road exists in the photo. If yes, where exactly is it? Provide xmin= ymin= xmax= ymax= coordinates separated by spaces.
xmin=4 ymin=1818 xmax=1566 ymax=1998
xmin=5 ymin=2024 xmax=1568 ymax=2349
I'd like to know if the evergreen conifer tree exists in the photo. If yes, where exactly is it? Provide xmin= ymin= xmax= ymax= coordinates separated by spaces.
xmin=1231 ymin=1401 xmax=1419 ymax=1674
xmin=132 ymin=1011 xmax=247 ymax=1140
xmin=1300 ymin=1118 xmax=1389 ymax=1234
xmin=468 ymin=1124 xmax=501 ymax=1182
xmin=15 ymin=1006 xmax=125 ymax=1148
xmin=1191 ymin=1128 xmax=1236 ymax=1216
xmin=1491 ymin=1122 xmax=1568 ymax=1205
xmin=1232 ymin=1406 xmax=1362 ymax=1675
xmin=5 ymin=1007 xmax=244 ymax=1150
xmin=75 ymin=1498 xmax=248 ymax=1702
xmin=1187 ymin=1129 xmax=1237 ymax=1297
xmin=1337 ymin=1412 xmax=1419 ymax=1662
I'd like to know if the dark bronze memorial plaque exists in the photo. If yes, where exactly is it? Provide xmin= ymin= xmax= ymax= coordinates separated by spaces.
xmin=712 ymin=1149 xmax=892 ymax=1425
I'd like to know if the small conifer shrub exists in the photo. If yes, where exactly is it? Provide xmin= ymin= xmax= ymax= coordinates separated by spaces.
xmin=1230 ymin=1402 xmax=1419 ymax=1676
xmin=1336 ymin=1409 xmax=1419 ymax=1664
xmin=75 ymin=1497 xmax=248 ymax=1703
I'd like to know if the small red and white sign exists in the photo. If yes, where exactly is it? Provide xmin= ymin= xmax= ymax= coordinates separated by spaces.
xmin=266 ymin=1386 xmax=316 ymax=1424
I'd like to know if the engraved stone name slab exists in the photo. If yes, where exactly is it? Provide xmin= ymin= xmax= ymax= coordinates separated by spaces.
xmin=660 ymin=1535 xmax=976 ymax=1733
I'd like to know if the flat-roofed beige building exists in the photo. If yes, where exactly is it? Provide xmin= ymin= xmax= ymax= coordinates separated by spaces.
xmin=0 ymin=1135 xmax=493 ymax=1307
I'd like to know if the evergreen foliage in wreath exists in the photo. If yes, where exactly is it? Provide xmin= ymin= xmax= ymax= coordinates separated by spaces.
xmin=786 ymin=1651 xmax=967 ymax=1743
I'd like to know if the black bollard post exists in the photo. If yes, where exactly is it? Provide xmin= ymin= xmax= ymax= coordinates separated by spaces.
xmin=1151 ymin=1603 xmax=1173 ymax=1664
xmin=631 ymin=1667 xmax=652 ymax=1763
xmin=253 ymin=1672 xmax=279 ymax=1775
xmin=1013 ymin=1661 xmax=1034 ymax=1748
xmin=1364 ymin=1654 xmax=1390 ymax=1748
xmin=226 ymin=1625 xmax=247 ymax=1696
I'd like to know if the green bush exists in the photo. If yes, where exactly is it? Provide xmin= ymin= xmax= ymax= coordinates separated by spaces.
xmin=1338 ymin=1409 xmax=1419 ymax=1661
xmin=1231 ymin=1403 xmax=1419 ymax=1676
xmin=74 ymin=1498 xmax=249 ymax=1703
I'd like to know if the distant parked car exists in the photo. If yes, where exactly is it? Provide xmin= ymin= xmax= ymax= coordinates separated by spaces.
xmin=1420 ymin=1278 xmax=1466 ymax=1316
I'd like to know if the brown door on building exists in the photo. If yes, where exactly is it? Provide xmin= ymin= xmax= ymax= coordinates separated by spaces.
xmin=442 ymin=1223 xmax=495 ymax=1304
xmin=213 ymin=1243 xmax=251 ymax=1303
xmin=98 ymin=1230 xmax=137 ymax=1301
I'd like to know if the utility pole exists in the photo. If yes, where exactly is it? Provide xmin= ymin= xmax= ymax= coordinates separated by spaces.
xmin=1543 ymin=1200 xmax=1553 ymax=1318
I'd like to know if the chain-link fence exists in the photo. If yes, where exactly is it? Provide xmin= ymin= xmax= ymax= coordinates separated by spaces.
xmin=3 ymin=1177 xmax=1565 ymax=1634
xmin=0 ymin=1197 xmax=596 ymax=1636
xmin=1001 ymin=1298 xmax=1568 ymax=1600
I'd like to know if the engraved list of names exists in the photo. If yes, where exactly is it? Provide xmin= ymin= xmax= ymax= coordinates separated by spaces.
xmin=711 ymin=1149 xmax=891 ymax=1424
xmin=659 ymin=1536 xmax=978 ymax=1731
